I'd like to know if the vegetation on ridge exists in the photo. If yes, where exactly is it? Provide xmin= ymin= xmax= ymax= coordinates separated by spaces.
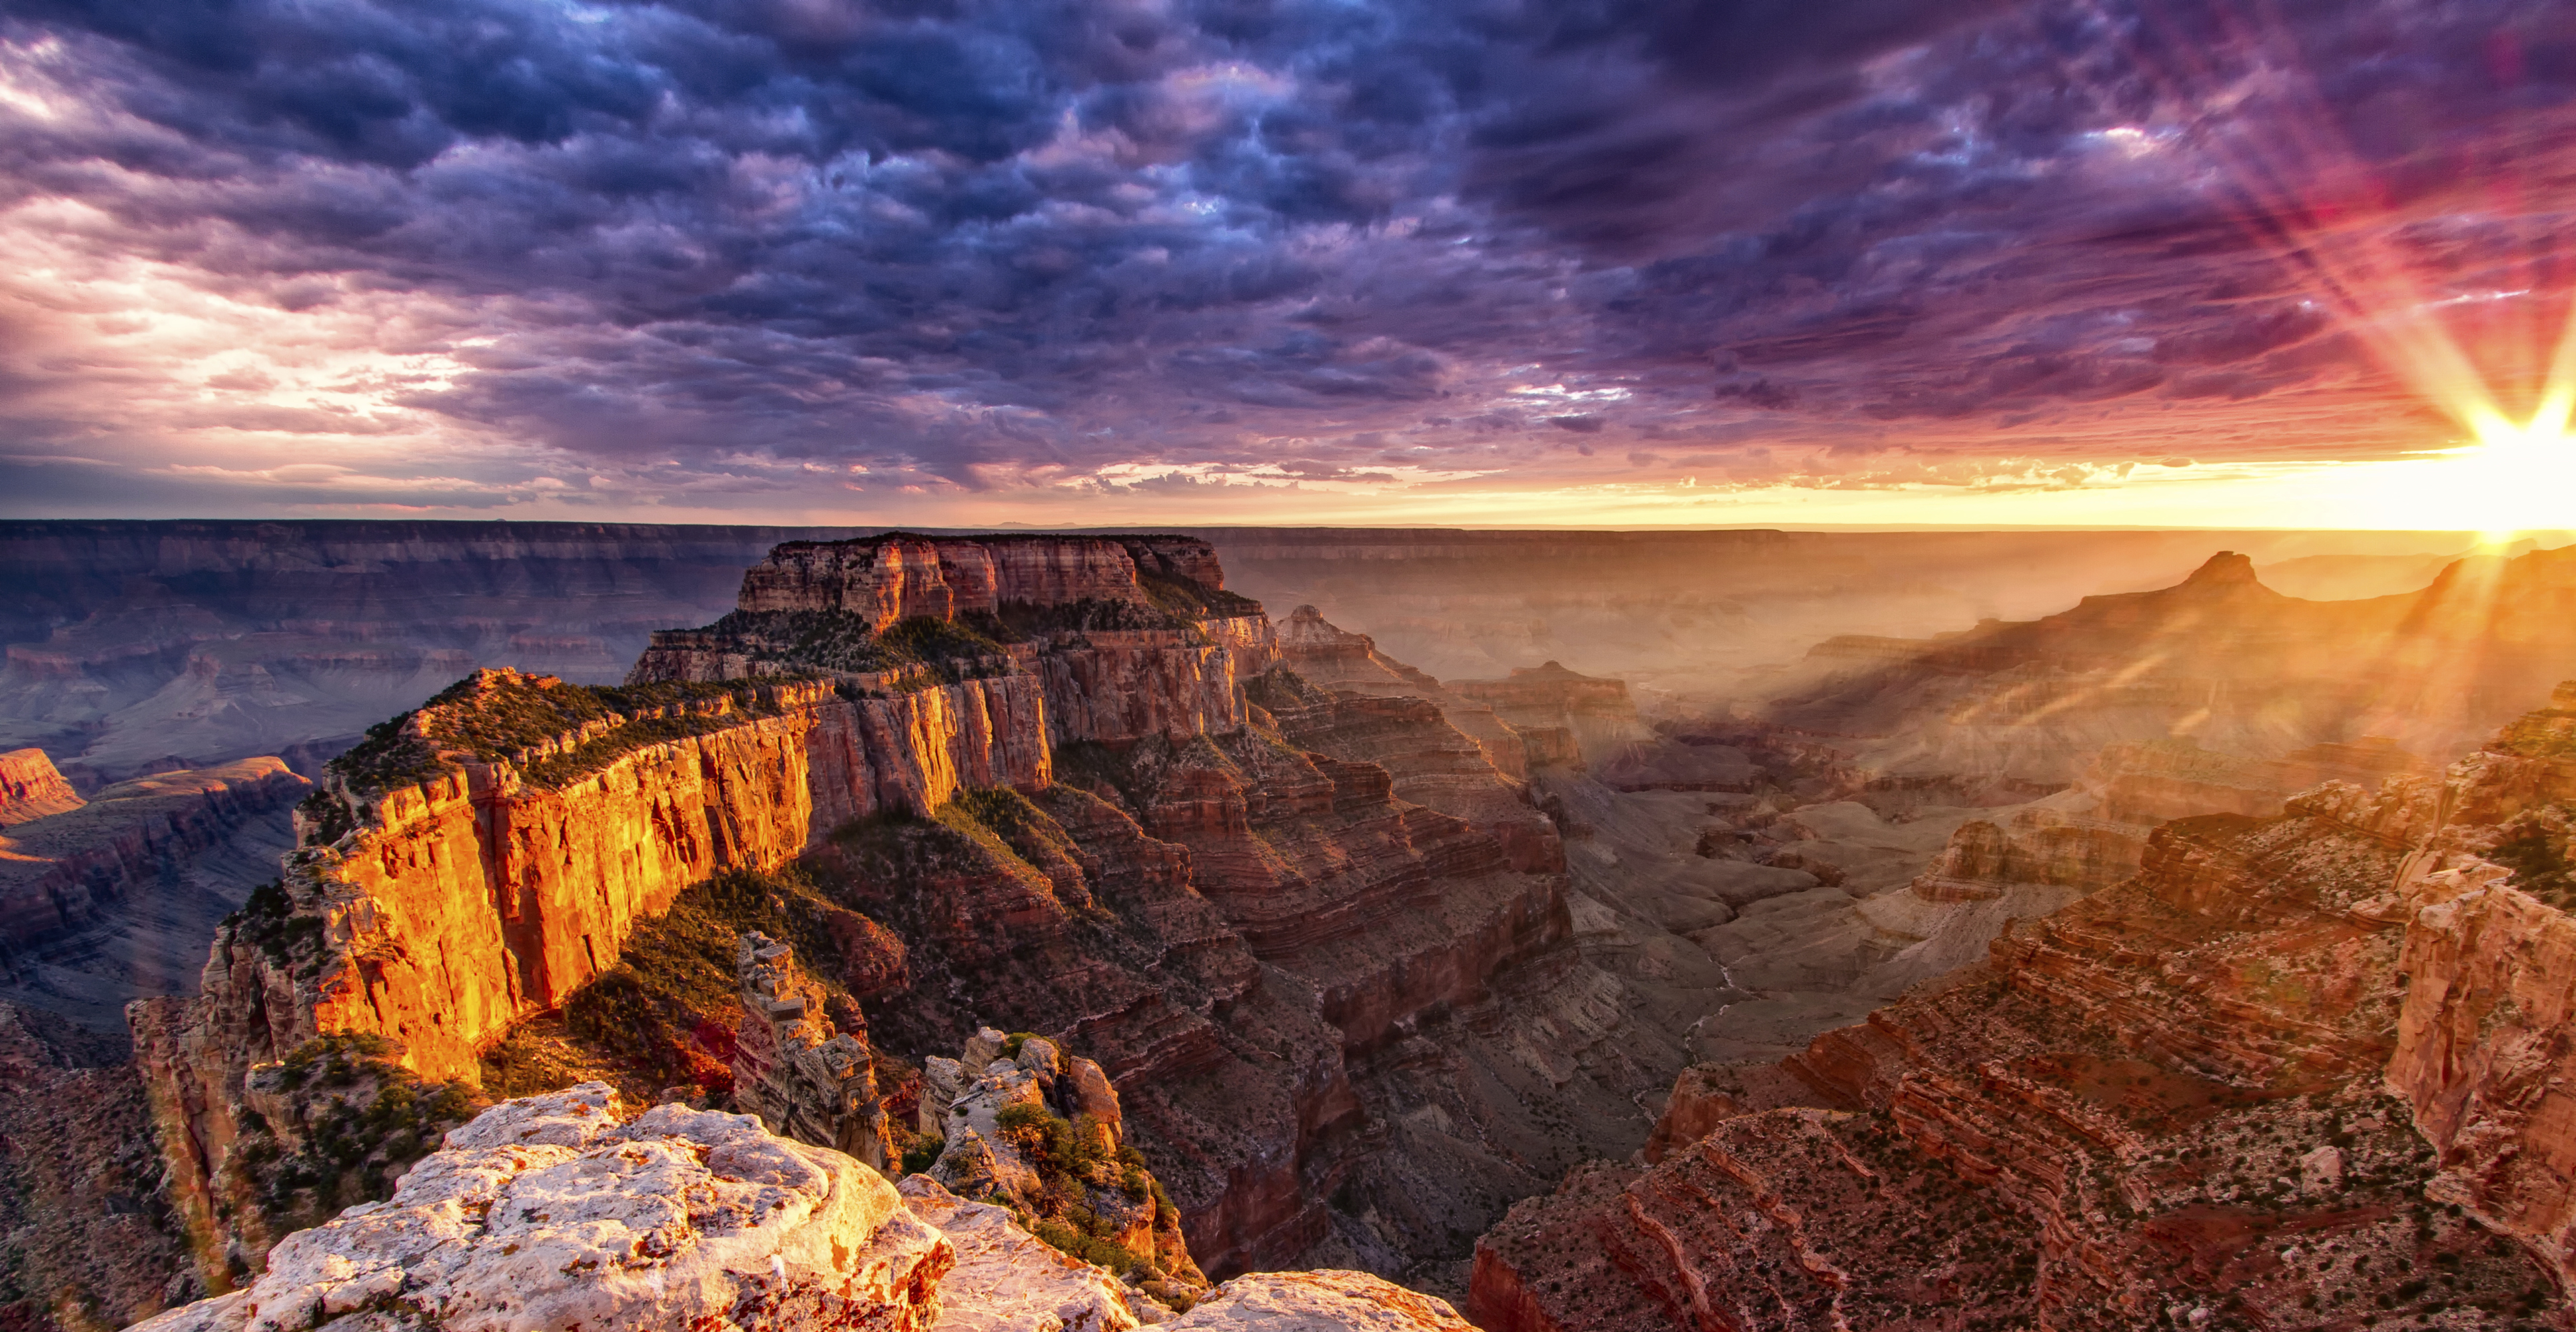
xmin=323 ymin=672 xmax=790 ymax=798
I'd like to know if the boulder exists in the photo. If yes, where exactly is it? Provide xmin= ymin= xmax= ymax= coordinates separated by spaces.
xmin=124 ymin=1084 xmax=951 ymax=1332
xmin=1168 ymin=1271 xmax=1474 ymax=1330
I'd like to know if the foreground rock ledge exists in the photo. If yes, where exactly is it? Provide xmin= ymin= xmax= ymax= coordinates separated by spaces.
xmin=127 ymin=1084 xmax=1471 ymax=1332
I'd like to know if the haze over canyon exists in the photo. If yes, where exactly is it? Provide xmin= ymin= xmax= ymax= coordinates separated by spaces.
xmin=0 ymin=520 xmax=2564 ymax=1332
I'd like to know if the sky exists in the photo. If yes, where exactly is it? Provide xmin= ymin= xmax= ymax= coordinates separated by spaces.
xmin=3 ymin=0 xmax=2575 ymax=529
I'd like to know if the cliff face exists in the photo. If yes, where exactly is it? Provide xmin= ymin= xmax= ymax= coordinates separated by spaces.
xmin=0 ymin=748 xmax=83 ymax=822
xmin=0 ymin=759 xmax=308 ymax=947
xmin=1473 ymin=685 xmax=2576 ymax=1329
xmin=130 ymin=667 xmax=1049 ymax=1283
xmin=1450 ymin=663 xmax=1644 ymax=767
xmin=134 ymin=534 xmax=1681 ymax=1304
xmin=737 ymin=533 xmax=1222 ymax=623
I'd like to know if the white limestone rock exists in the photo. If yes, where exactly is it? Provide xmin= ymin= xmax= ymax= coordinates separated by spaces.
xmin=1166 ymin=1271 xmax=1475 ymax=1331
xmin=896 ymin=1175 xmax=1146 ymax=1332
xmin=125 ymin=1083 xmax=951 ymax=1332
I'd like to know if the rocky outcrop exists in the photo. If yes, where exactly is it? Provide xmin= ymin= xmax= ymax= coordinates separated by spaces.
xmin=1450 ymin=663 xmax=1645 ymax=767
xmin=921 ymin=1026 xmax=1206 ymax=1302
xmin=123 ymin=1084 xmax=1473 ymax=1332
xmin=0 ymin=747 xmax=83 ymax=823
xmin=1166 ymin=1271 xmax=1473 ymax=1330
xmin=895 ymin=1175 xmax=1152 ymax=1332
xmin=0 ymin=759 xmax=308 ymax=946
xmin=125 ymin=1084 xmax=953 ymax=1332
xmin=733 ymin=932 xmax=893 ymax=1173
xmin=1474 ymin=686 xmax=2576 ymax=1328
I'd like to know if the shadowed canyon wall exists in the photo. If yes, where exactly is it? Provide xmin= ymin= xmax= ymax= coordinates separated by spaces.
xmin=1473 ymin=683 xmax=2576 ymax=1329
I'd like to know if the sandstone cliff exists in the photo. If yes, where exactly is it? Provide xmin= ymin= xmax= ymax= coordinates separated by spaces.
xmin=0 ymin=748 xmax=83 ymax=823
xmin=133 ymin=533 xmax=1691 ymax=1307
xmin=1474 ymin=684 xmax=2576 ymax=1329
xmin=129 ymin=666 xmax=1045 ymax=1283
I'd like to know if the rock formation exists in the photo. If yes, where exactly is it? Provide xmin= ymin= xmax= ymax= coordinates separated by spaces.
xmin=126 ymin=533 xmax=1701 ymax=1307
xmin=919 ymin=1026 xmax=1206 ymax=1304
xmin=126 ymin=1084 xmax=953 ymax=1332
xmin=121 ymin=1084 xmax=1476 ymax=1332
xmin=0 ymin=747 xmax=83 ymax=823
xmin=1472 ymin=683 xmax=2576 ymax=1329
xmin=732 ymin=932 xmax=893 ymax=1173
xmin=1164 ymin=1271 xmax=1474 ymax=1330
xmin=0 ymin=759 xmax=309 ymax=949
xmin=1769 ymin=546 xmax=2576 ymax=783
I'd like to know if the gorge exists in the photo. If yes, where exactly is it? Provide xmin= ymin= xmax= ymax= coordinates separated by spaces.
xmin=1 ymin=526 xmax=2573 ymax=1332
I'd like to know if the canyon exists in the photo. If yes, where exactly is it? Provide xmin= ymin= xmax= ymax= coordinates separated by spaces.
xmin=121 ymin=533 xmax=1707 ymax=1314
xmin=0 ymin=523 xmax=2487 ymax=793
xmin=1471 ymin=684 xmax=2576 ymax=1330
xmin=0 ymin=523 xmax=2568 ymax=1332
xmin=0 ymin=753 xmax=309 ymax=1030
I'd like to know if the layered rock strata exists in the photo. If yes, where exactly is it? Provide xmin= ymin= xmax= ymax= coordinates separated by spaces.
xmin=129 ymin=667 xmax=1045 ymax=1285
xmin=1449 ymin=663 xmax=1645 ymax=767
xmin=1473 ymin=685 xmax=2576 ymax=1329
xmin=135 ymin=533 xmax=1687 ymax=1304
xmin=732 ymin=932 xmax=893 ymax=1173
xmin=630 ymin=534 xmax=1274 ymax=749
xmin=0 ymin=759 xmax=309 ymax=946
xmin=1273 ymin=606 xmax=1529 ymax=779
xmin=733 ymin=534 xmax=1230 ymax=624
xmin=0 ymin=747 xmax=83 ymax=823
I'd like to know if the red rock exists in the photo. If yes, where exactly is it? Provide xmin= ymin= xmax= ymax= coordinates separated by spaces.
xmin=1480 ymin=685 xmax=2576 ymax=1327
xmin=0 ymin=747 xmax=83 ymax=823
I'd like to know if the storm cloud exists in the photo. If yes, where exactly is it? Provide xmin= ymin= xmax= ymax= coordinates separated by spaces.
xmin=2 ymin=0 xmax=2572 ymax=519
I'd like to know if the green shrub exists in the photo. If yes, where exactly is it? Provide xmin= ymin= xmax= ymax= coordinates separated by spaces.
xmin=901 ymin=1134 xmax=946 ymax=1176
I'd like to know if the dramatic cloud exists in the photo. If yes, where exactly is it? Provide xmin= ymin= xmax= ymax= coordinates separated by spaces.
xmin=1 ymin=0 xmax=2573 ymax=523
